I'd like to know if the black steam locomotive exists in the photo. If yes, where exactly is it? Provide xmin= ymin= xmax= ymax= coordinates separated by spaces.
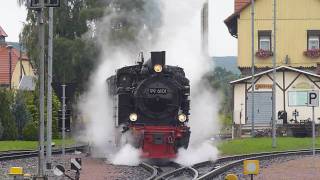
xmin=107 ymin=51 xmax=191 ymax=158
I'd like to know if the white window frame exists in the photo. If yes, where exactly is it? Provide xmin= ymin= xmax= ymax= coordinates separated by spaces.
xmin=308 ymin=36 xmax=320 ymax=50
xmin=259 ymin=36 xmax=271 ymax=51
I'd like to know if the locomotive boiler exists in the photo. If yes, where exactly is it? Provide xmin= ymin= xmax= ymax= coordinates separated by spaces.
xmin=107 ymin=51 xmax=191 ymax=159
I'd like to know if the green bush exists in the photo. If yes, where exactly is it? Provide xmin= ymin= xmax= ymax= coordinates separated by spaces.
xmin=22 ymin=121 xmax=38 ymax=141
xmin=13 ymin=91 xmax=33 ymax=139
xmin=0 ymin=121 xmax=3 ymax=139
xmin=0 ymin=90 xmax=18 ymax=140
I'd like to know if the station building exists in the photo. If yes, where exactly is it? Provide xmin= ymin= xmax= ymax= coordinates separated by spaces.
xmin=224 ymin=0 xmax=320 ymax=134
xmin=0 ymin=25 xmax=35 ymax=90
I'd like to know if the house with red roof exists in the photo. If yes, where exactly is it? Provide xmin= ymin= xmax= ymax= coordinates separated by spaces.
xmin=225 ymin=0 xmax=320 ymax=136
xmin=0 ymin=25 xmax=35 ymax=90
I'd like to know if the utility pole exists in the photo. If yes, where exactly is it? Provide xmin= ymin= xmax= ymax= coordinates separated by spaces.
xmin=250 ymin=0 xmax=255 ymax=137
xmin=62 ymin=84 xmax=66 ymax=155
xmin=272 ymin=0 xmax=277 ymax=148
xmin=46 ymin=7 xmax=54 ymax=172
xmin=7 ymin=45 xmax=13 ymax=89
xmin=19 ymin=34 xmax=23 ymax=81
xmin=37 ymin=0 xmax=45 ymax=177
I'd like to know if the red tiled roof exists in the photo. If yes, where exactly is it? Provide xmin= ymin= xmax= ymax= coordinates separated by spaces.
xmin=235 ymin=0 xmax=250 ymax=12
xmin=0 ymin=45 xmax=29 ymax=85
xmin=224 ymin=0 xmax=254 ymax=37
xmin=0 ymin=26 xmax=8 ymax=37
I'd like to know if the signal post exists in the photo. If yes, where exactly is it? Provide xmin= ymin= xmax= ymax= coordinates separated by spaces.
xmin=27 ymin=0 xmax=60 ymax=178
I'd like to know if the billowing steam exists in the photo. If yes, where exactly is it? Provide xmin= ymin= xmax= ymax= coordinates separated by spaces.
xmin=152 ymin=0 xmax=220 ymax=165
xmin=79 ymin=0 xmax=220 ymax=166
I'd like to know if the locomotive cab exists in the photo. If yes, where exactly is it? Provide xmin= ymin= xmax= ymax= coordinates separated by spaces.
xmin=107 ymin=51 xmax=191 ymax=159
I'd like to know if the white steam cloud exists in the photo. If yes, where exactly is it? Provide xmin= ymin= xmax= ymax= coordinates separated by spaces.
xmin=151 ymin=0 xmax=220 ymax=165
xmin=79 ymin=0 xmax=220 ymax=166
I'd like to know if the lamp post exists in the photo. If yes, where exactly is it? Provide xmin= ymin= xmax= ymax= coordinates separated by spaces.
xmin=7 ymin=45 xmax=13 ymax=89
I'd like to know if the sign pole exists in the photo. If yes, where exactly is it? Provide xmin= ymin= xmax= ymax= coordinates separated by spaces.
xmin=307 ymin=90 xmax=318 ymax=156
xmin=312 ymin=106 xmax=315 ymax=156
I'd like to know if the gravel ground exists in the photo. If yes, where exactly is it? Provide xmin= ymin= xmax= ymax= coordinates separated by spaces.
xmin=80 ymin=157 xmax=150 ymax=180
xmin=0 ymin=153 xmax=82 ymax=180
xmin=256 ymin=155 xmax=320 ymax=180
xmin=0 ymin=153 xmax=151 ymax=180
xmin=215 ymin=155 xmax=320 ymax=180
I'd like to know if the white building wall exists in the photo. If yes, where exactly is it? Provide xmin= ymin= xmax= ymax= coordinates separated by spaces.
xmin=233 ymin=70 xmax=320 ymax=125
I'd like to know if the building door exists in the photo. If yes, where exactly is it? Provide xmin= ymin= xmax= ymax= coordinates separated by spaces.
xmin=246 ymin=92 xmax=272 ymax=124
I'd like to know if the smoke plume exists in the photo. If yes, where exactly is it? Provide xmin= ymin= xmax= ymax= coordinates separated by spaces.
xmin=79 ymin=0 xmax=220 ymax=166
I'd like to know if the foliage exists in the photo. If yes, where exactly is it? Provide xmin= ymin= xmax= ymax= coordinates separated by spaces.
xmin=22 ymin=90 xmax=61 ymax=140
xmin=204 ymin=67 xmax=239 ymax=115
xmin=12 ymin=91 xmax=33 ymax=139
xmin=218 ymin=137 xmax=320 ymax=155
xmin=52 ymin=93 xmax=61 ymax=139
xmin=0 ymin=121 xmax=3 ymax=139
xmin=20 ymin=0 xmax=104 ymax=92
xmin=0 ymin=90 xmax=18 ymax=140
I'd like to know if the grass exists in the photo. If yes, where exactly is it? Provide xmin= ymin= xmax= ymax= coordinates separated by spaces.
xmin=217 ymin=137 xmax=320 ymax=155
xmin=0 ymin=139 xmax=76 ymax=152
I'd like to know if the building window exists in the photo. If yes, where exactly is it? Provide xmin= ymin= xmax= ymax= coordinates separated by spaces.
xmin=0 ymin=36 xmax=5 ymax=44
xmin=307 ymin=30 xmax=320 ymax=50
xmin=288 ymin=91 xmax=308 ymax=106
xmin=258 ymin=30 xmax=272 ymax=51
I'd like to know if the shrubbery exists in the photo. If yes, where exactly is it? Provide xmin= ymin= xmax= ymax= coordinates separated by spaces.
xmin=0 ymin=90 xmax=17 ymax=140
xmin=0 ymin=89 xmax=61 ymax=141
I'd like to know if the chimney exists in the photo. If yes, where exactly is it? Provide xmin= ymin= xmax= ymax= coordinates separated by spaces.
xmin=0 ymin=25 xmax=8 ymax=47
xmin=235 ymin=0 xmax=250 ymax=12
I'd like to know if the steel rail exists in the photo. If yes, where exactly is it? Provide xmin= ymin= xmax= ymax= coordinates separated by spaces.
xmin=140 ymin=162 xmax=158 ymax=180
xmin=0 ymin=145 xmax=87 ymax=161
xmin=155 ymin=166 xmax=198 ymax=180
xmin=197 ymin=149 xmax=320 ymax=180
xmin=193 ymin=148 xmax=320 ymax=169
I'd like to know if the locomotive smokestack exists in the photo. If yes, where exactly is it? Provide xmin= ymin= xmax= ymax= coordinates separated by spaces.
xmin=151 ymin=51 xmax=166 ymax=67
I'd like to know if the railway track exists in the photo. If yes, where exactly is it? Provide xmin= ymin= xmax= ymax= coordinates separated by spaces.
xmin=140 ymin=148 xmax=320 ymax=180
xmin=0 ymin=145 xmax=87 ymax=161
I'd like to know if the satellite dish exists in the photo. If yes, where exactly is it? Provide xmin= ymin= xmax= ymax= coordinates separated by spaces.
xmin=53 ymin=165 xmax=65 ymax=176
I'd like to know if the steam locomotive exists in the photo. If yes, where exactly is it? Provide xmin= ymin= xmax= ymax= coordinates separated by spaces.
xmin=107 ymin=51 xmax=191 ymax=159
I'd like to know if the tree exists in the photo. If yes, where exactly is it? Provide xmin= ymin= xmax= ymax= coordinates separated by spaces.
xmin=204 ymin=67 xmax=239 ymax=127
xmin=0 ymin=90 xmax=18 ymax=140
xmin=13 ymin=91 xmax=32 ymax=139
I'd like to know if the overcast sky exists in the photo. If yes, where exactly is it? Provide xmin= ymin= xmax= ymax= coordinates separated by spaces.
xmin=0 ymin=0 xmax=237 ymax=56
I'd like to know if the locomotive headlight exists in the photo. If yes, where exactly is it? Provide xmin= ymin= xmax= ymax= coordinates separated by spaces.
xmin=178 ymin=114 xmax=187 ymax=122
xmin=129 ymin=113 xmax=138 ymax=122
xmin=154 ymin=64 xmax=163 ymax=73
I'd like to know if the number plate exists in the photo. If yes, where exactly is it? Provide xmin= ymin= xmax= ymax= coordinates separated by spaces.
xmin=149 ymin=88 xmax=167 ymax=95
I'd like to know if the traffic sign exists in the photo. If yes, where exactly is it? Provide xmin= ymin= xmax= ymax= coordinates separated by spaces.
xmin=307 ymin=91 xmax=319 ymax=107
xmin=243 ymin=160 xmax=259 ymax=175
xmin=71 ymin=158 xmax=82 ymax=171
xmin=53 ymin=165 xmax=65 ymax=176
